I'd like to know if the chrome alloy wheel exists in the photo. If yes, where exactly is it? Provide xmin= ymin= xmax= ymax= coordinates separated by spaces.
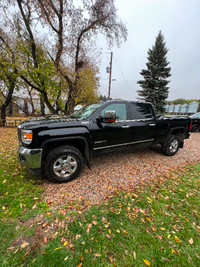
xmin=169 ymin=139 xmax=179 ymax=153
xmin=53 ymin=155 xmax=78 ymax=178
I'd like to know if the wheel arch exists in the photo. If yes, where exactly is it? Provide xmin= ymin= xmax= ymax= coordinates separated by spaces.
xmin=166 ymin=127 xmax=185 ymax=147
xmin=41 ymin=136 xmax=90 ymax=167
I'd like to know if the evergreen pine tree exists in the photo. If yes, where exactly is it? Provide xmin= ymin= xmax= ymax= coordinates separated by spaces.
xmin=137 ymin=31 xmax=171 ymax=113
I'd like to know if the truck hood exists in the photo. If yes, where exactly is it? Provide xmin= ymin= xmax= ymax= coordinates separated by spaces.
xmin=18 ymin=116 xmax=88 ymax=130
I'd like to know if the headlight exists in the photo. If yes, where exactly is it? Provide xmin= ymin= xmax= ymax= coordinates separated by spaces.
xmin=21 ymin=129 xmax=33 ymax=144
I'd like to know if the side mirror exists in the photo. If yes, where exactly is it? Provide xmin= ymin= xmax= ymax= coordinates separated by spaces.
xmin=104 ymin=110 xmax=116 ymax=123
xmin=96 ymin=110 xmax=116 ymax=124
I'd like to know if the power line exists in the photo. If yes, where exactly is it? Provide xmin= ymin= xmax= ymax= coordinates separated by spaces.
xmin=113 ymin=55 xmax=135 ymax=98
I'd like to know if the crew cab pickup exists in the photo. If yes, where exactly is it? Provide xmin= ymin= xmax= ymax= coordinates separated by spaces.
xmin=17 ymin=101 xmax=191 ymax=183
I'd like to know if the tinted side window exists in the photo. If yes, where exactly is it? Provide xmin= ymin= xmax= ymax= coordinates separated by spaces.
xmin=101 ymin=103 xmax=127 ymax=120
xmin=131 ymin=103 xmax=153 ymax=119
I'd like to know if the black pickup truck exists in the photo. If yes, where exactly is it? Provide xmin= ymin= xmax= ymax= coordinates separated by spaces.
xmin=17 ymin=101 xmax=191 ymax=183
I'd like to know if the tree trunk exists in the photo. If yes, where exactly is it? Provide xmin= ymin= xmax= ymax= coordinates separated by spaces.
xmin=8 ymin=102 xmax=13 ymax=117
xmin=40 ymin=96 xmax=45 ymax=116
xmin=1 ymin=104 xmax=7 ymax=126
xmin=43 ymin=92 xmax=56 ymax=115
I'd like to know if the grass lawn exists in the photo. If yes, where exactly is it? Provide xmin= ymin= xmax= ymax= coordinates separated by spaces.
xmin=0 ymin=128 xmax=200 ymax=266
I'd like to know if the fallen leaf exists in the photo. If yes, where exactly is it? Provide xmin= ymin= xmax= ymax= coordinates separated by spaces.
xmin=87 ymin=224 xmax=92 ymax=234
xmin=171 ymin=249 xmax=179 ymax=255
xmin=22 ymin=251 xmax=29 ymax=261
xmin=189 ymin=238 xmax=193 ymax=244
xmin=133 ymin=251 xmax=136 ymax=259
xmin=175 ymin=236 xmax=181 ymax=243
xmin=106 ymin=234 xmax=111 ymax=239
xmin=54 ymin=247 xmax=62 ymax=250
xmin=143 ymin=259 xmax=151 ymax=265
xmin=21 ymin=241 xmax=29 ymax=249
xmin=94 ymin=253 xmax=101 ymax=257
xmin=76 ymin=234 xmax=81 ymax=240
xmin=92 ymin=220 xmax=98 ymax=225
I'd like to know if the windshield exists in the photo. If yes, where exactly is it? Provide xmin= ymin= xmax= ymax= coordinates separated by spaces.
xmin=71 ymin=103 xmax=103 ymax=119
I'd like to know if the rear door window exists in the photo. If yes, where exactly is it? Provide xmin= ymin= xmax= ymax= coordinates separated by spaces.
xmin=130 ymin=103 xmax=153 ymax=119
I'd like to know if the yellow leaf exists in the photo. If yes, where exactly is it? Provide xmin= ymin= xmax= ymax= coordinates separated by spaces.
xmin=171 ymin=249 xmax=179 ymax=255
xmin=64 ymin=241 xmax=68 ymax=246
xmin=64 ymin=256 xmax=68 ymax=261
xmin=151 ymin=209 xmax=155 ymax=214
xmin=133 ymin=251 xmax=136 ymax=259
xmin=160 ymin=228 xmax=165 ymax=231
xmin=54 ymin=247 xmax=62 ymax=250
xmin=108 ymin=229 xmax=111 ymax=234
xmin=167 ymin=234 xmax=171 ymax=239
xmin=143 ymin=259 xmax=151 ymax=265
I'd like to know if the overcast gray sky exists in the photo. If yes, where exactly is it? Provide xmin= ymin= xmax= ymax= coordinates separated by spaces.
xmin=98 ymin=0 xmax=200 ymax=101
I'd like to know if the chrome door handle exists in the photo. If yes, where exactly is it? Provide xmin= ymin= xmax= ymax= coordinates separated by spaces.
xmin=149 ymin=124 xmax=156 ymax=126
xmin=122 ymin=125 xmax=130 ymax=128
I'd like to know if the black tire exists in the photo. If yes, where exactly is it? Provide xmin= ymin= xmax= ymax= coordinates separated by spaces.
xmin=44 ymin=145 xmax=84 ymax=183
xmin=162 ymin=135 xmax=180 ymax=156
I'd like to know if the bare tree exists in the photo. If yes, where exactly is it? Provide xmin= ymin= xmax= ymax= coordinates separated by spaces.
xmin=0 ymin=0 xmax=127 ymax=116
xmin=35 ymin=0 xmax=127 ymax=114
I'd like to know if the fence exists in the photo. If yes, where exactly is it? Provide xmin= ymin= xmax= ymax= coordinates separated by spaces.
xmin=0 ymin=119 xmax=24 ymax=127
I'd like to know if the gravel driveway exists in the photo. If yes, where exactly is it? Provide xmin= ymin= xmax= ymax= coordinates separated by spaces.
xmin=44 ymin=133 xmax=200 ymax=207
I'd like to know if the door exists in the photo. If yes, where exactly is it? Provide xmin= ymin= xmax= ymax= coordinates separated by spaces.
xmin=129 ymin=102 xmax=156 ymax=143
xmin=91 ymin=102 xmax=130 ymax=150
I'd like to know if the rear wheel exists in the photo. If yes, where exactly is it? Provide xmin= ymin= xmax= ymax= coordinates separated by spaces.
xmin=44 ymin=146 xmax=84 ymax=183
xmin=162 ymin=135 xmax=180 ymax=156
xmin=191 ymin=124 xmax=199 ymax=132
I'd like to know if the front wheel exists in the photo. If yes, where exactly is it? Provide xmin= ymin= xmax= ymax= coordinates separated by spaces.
xmin=44 ymin=146 xmax=84 ymax=183
xmin=162 ymin=136 xmax=180 ymax=156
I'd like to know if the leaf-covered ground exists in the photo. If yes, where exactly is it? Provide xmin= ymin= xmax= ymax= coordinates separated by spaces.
xmin=0 ymin=127 xmax=200 ymax=266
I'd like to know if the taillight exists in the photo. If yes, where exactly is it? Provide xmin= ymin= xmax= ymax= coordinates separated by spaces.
xmin=189 ymin=121 xmax=192 ymax=131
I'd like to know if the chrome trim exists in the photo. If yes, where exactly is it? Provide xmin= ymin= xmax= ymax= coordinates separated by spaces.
xmin=93 ymin=139 xmax=154 ymax=151
xmin=17 ymin=146 xmax=42 ymax=169
xmin=116 ymin=118 xmax=154 ymax=122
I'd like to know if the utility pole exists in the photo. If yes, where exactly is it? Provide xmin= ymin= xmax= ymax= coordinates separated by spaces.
xmin=108 ymin=51 xmax=113 ymax=99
